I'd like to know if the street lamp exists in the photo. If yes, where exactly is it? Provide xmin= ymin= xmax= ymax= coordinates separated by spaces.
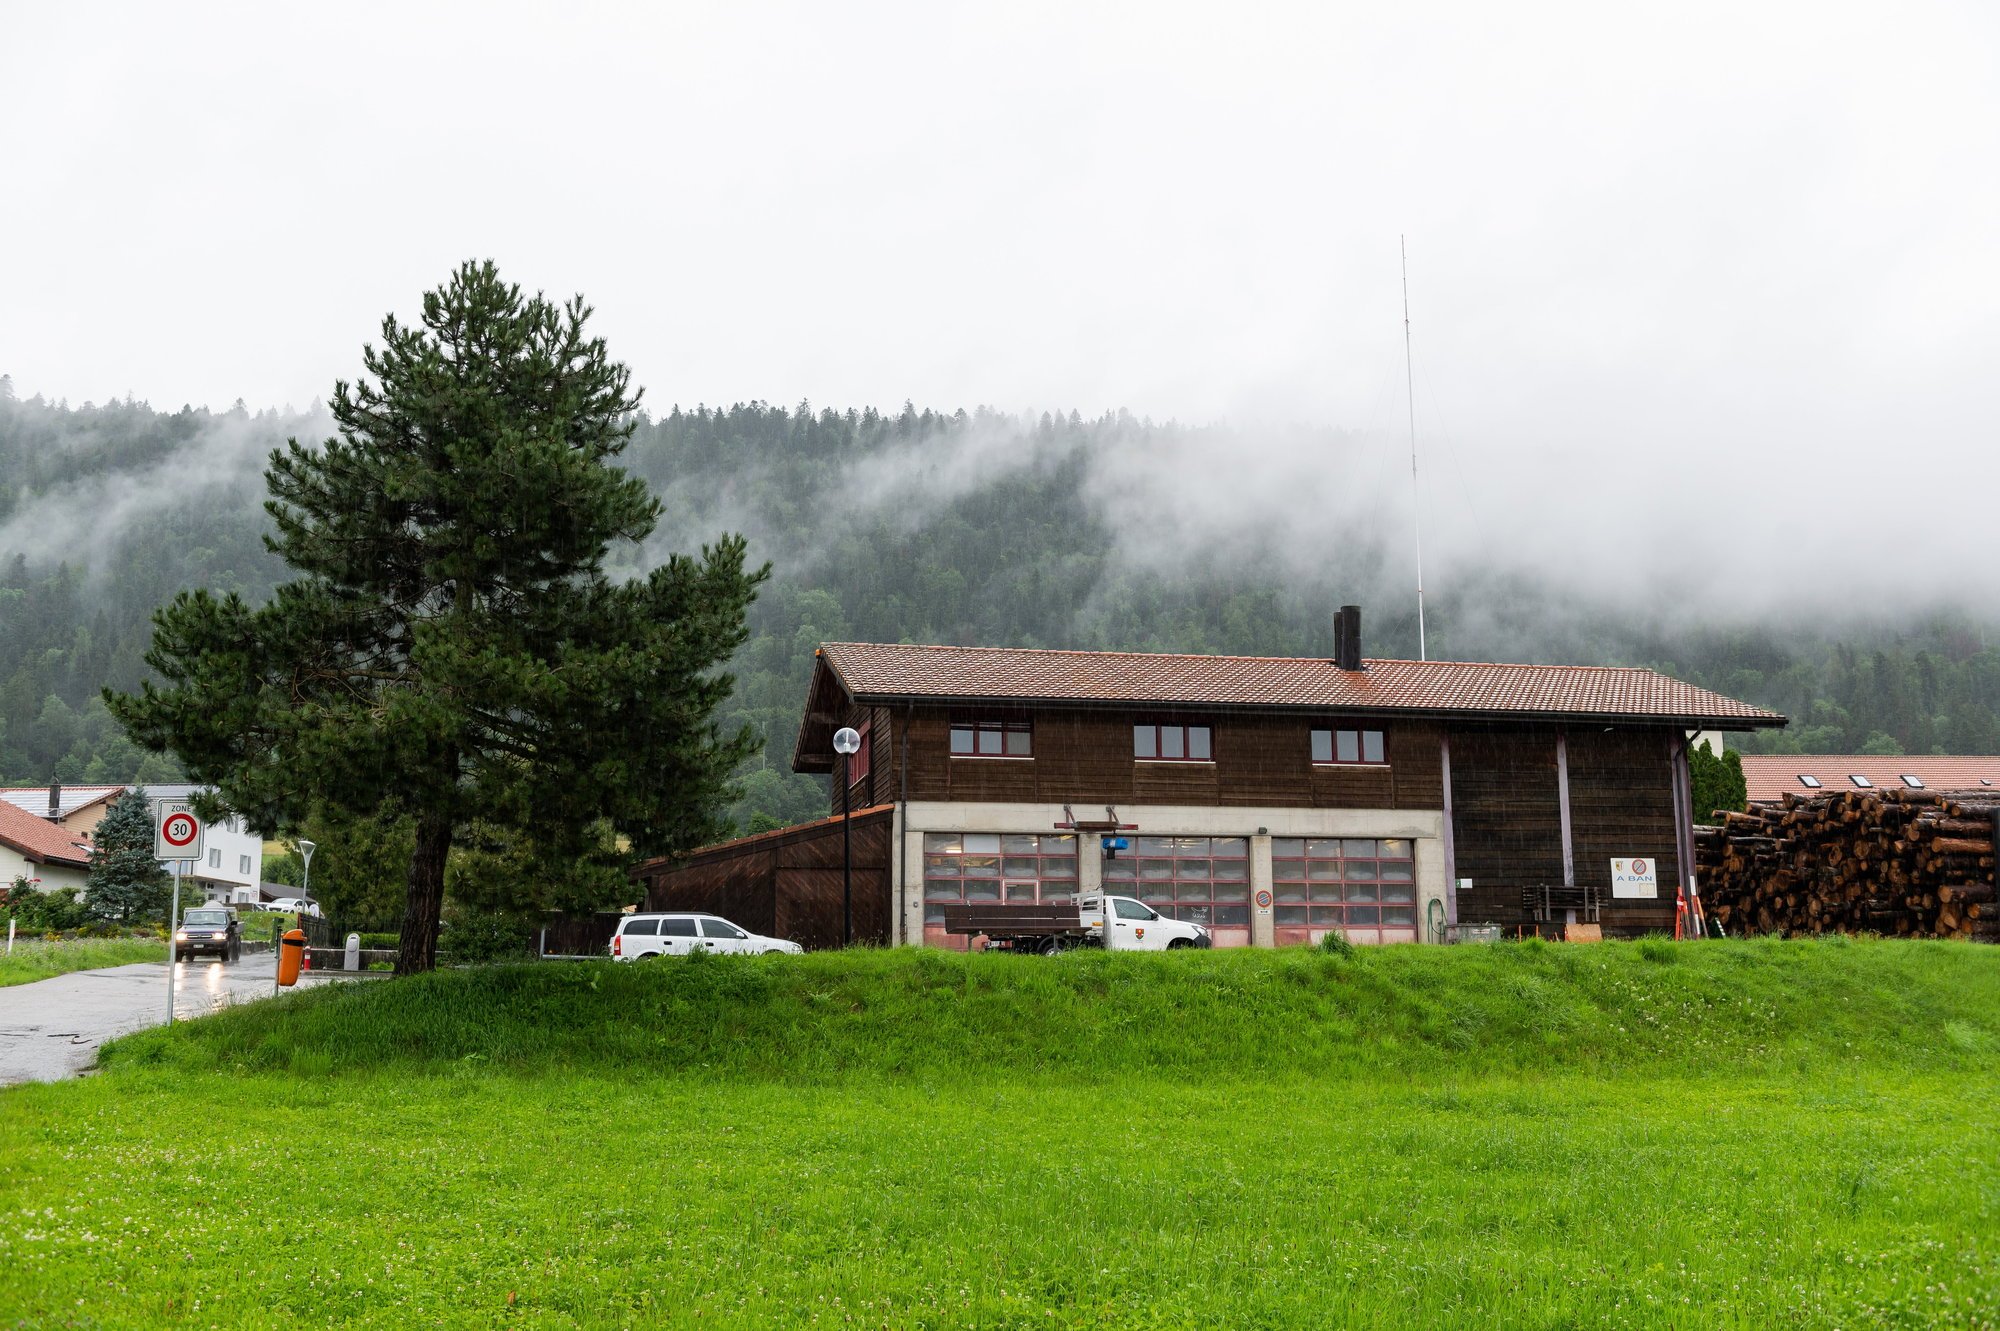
xmin=832 ymin=727 xmax=861 ymax=948
xmin=297 ymin=839 xmax=316 ymax=917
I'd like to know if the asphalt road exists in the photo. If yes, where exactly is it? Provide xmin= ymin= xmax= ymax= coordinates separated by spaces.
xmin=0 ymin=951 xmax=317 ymax=1086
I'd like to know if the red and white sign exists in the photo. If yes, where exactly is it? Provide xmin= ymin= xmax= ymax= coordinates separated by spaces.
xmin=154 ymin=803 xmax=204 ymax=861
xmin=1611 ymin=857 xmax=1657 ymax=899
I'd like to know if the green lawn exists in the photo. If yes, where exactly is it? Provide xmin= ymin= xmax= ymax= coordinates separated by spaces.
xmin=0 ymin=935 xmax=163 ymax=987
xmin=1 ymin=940 xmax=1996 ymax=1329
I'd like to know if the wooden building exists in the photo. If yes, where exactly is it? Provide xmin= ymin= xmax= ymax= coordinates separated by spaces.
xmin=638 ymin=610 xmax=1786 ymax=946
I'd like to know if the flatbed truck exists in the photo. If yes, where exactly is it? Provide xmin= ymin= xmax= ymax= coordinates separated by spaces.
xmin=941 ymin=893 xmax=1212 ymax=952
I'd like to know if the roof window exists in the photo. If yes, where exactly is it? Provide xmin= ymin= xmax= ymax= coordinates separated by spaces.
xmin=1796 ymin=775 xmax=1821 ymax=788
xmin=1848 ymin=774 xmax=1873 ymax=788
xmin=1899 ymin=775 xmax=1925 ymax=789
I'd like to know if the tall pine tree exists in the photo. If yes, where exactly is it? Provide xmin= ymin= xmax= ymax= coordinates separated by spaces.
xmin=111 ymin=262 xmax=767 ymax=972
xmin=87 ymin=787 xmax=171 ymax=924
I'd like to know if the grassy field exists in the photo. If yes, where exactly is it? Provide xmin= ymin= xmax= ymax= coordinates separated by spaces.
xmin=0 ymin=935 xmax=163 ymax=987
xmin=1 ymin=938 xmax=1996 ymax=1328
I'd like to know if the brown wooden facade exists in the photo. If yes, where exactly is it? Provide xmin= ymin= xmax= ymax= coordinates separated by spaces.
xmin=633 ymin=806 xmax=895 ymax=950
xmin=814 ymin=699 xmax=1692 ymax=936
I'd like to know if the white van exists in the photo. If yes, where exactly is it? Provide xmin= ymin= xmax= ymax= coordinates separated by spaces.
xmin=610 ymin=913 xmax=803 ymax=960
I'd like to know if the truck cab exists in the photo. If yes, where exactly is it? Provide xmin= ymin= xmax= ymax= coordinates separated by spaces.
xmin=1076 ymin=894 xmax=1212 ymax=951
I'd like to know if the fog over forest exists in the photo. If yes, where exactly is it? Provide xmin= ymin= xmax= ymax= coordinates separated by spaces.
xmin=2 ymin=382 xmax=1996 ymax=829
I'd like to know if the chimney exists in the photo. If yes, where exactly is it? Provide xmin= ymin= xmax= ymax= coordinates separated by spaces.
xmin=1333 ymin=605 xmax=1364 ymax=671
xmin=46 ymin=781 xmax=60 ymax=822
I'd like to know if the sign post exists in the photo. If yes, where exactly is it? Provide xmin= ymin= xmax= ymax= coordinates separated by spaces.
xmin=165 ymin=863 xmax=181 ymax=1024
xmin=154 ymin=802 xmax=203 ymax=1027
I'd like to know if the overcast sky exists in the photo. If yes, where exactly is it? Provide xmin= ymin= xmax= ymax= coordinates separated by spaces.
xmin=3 ymin=1 xmax=1995 ymax=609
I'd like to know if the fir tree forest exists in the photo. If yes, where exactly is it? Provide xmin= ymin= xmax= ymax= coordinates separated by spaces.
xmin=2 ymin=380 xmax=1997 ymax=838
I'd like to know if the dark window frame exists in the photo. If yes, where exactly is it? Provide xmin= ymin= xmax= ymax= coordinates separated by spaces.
xmin=1311 ymin=726 xmax=1388 ymax=766
xmin=845 ymin=722 xmax=872 ymax=791
xmin=949 ymin=717 xmax=1033 ymax=759
xmin=1133 ymin=721 xmax=1213 ymax=763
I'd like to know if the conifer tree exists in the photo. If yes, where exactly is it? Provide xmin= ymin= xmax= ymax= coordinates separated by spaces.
xmin=110 ymin=262 xmax=767 ymax=973
xmin=1688 ymin=742 xmax=1749 ymax=820
xmin=87 ymin=787 xmax=171 ymax=924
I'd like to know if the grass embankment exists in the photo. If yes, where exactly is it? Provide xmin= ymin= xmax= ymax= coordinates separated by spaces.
xmin=0 ymin=935 xmax=163 ymax=987
xmin=3 ymin=939 xmax=1997 ymax=1329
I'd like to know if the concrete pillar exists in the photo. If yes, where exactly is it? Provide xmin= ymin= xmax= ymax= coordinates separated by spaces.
xmin=1250 ymin=833 xmax=1275 ymax=947
xmin=1077 ymin=831 xmax=1104 ymax=898
xmin=901 ymin=820 xmax=928 ymax=946
xmin=1415 ymin=836 xmax=1448 ymax=943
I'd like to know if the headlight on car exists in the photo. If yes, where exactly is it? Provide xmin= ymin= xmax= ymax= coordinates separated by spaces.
xmin=174 ymin=931 xmax=188 ymax=940
xmin=210 ymin=931 xmax=226 ymax=939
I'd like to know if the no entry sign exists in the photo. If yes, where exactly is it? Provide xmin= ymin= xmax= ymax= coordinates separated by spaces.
xmin=154 ymin=802 xmax=204 ymax=861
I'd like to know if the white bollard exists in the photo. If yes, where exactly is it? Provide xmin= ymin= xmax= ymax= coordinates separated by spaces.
xmin=344 ymin=932 xmax=361 ymax=972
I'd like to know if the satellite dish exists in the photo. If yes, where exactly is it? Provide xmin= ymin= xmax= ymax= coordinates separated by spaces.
xmin=832 ymin=727 xmax=861 ymax=755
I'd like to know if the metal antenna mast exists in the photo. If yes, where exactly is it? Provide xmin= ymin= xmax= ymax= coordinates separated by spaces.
xmin=1401 ymin=234 xmax=1428 ymax=662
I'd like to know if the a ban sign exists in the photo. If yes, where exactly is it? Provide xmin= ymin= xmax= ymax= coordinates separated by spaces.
xmin=162 ymin=813 xmax=199 ymax=849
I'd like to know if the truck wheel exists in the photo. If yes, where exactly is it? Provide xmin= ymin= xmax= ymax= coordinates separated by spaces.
xmin=1167 ymin=939 xmax=1193 ymax=949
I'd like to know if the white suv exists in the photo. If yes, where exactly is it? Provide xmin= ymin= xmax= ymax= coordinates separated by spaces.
xmin=611 ymin=913 xmax=803 ymax=960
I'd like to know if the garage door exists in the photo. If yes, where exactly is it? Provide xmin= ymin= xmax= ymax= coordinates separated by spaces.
xmin=1102 ymin=836 xmax=1252 ymax=947
xmin=922 ymin=832 xmax=1079 ymax=949
xmin=1271 ymin=837 xmax=1418 ymax=945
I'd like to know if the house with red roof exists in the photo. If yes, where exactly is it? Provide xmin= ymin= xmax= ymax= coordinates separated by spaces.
xmin=636 ymin=608 xmax=1787 ymax=948
xmin=1738 ymin=754 xmax=2000 ymax=805
xmin=0 ymin=798 xmax=94 ymax=893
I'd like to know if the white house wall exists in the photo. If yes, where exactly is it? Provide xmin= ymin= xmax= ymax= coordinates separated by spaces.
xmin=0 ymin=847 xmax=89 ymax=894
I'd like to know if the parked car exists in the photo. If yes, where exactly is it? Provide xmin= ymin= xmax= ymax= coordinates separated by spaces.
xmin=264 ymin=898 xmax=322 ymax=917
xmin=175 ymin=907 xmax=242 ymax=963
xmin=610 ymin=913 xmax=803 ymax=960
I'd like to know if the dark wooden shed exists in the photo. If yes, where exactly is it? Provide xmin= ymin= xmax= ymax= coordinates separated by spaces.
xmin=632 ymin=805 xmax=895 ymax=951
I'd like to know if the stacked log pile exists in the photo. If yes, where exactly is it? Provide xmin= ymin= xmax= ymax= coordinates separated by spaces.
xmin=1693 ymin=788 xmax=1998 ymax=941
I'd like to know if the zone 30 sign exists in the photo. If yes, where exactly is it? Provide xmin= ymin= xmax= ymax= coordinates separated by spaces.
xmin=154 ymin=802 xmax=205 ymax=862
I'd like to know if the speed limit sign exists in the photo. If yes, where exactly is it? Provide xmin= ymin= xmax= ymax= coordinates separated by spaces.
xmin=154 ymin=802 xmax=204 ymax=861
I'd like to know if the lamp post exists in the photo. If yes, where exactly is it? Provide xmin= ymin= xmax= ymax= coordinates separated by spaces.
xmin=297 ymin=839 xmax=316 ymax=918
xmin=832 ymin=727 xmax=861 ymax=948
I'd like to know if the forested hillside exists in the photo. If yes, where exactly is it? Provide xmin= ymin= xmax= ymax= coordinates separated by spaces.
xmin=3 ymin=381 xmax=1997 ymax=832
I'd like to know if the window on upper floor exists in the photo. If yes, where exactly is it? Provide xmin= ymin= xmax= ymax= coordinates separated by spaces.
xmin=1134 ymin=723 xmax=1211 ymax=762
xmin=1311 ymin=727 xmax=1386 ymax=765
xmin=846 ymin=724 xmax=872 ymax=788
xmin=950 ymin=718 xmax=1032 ymax=758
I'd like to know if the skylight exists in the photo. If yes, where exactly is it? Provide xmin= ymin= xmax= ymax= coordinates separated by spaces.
xmin=1899 ymin=775 xmax=1924 ymax=789
xmin=1848 ymin=774 xmax=1873 ymax=788
xmin=1796 ymin=775 xmax=1821 ymax=788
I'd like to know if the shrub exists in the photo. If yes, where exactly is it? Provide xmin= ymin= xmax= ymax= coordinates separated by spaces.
xmin=3 ymin=881 xmax=94 ymax=933
xmin=1318 ymin=930 xmax=1356 ymax=958
xmin=437 ymin=905 xmax=535 ymax=963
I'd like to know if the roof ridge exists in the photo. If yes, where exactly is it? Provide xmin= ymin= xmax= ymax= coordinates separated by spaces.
xmin=823 ymin=641 xmax=1676 ymax=675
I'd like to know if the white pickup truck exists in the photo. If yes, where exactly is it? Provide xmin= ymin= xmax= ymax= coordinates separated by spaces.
xmin=941 ymin=893 xmax=1212 ymax=953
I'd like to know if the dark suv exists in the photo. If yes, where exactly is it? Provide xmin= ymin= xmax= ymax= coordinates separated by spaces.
xmin=175 ymin=907 xmax=242 ymax=963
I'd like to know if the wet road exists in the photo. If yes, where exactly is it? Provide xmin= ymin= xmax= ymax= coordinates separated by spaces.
xmin=0 ymin=952 xmax=303 ymax=1086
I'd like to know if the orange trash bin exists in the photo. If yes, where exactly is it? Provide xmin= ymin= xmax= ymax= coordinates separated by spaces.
xmin=277 ymin=929 xmax=307 ymax=987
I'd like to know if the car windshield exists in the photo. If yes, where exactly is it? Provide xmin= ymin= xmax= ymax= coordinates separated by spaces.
xmin=183 ymin=911 xmax=231 ymax=926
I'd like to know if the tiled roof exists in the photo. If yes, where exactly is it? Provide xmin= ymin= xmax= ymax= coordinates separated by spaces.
xmin=814 ymin=642 xmax=1787 ymax=726
xmin=1739 ymin=754 xmax=2000 ymax=803
xmin=0 ymin=799 xmax=94 ymax=868
xmin=0 ymin=786 xmax=125 ymax=821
